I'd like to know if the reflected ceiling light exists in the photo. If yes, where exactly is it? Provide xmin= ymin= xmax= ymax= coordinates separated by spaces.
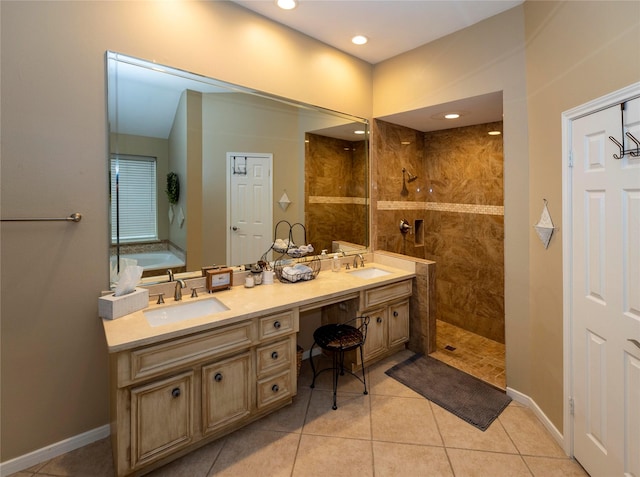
xmin=488 ymin=131 xmax=502 ymax=136
xmin=401 ymin=141 xmax=411 ymax=145
xmin=276 ymin=0 xmax=297 ymax=10
xmin=444 ymin=113 xmax=460 ymax=119
xmin=352 ymin=35 xmax=368 ymax=45
xmin=354 ymin=130 xmax=366 ymax=135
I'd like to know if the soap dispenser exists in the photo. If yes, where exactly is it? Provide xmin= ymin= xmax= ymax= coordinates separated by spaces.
xmin=332 ymin=254 xmax=340 ymax=272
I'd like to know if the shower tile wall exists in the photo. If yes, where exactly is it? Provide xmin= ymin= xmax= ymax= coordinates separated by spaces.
xmin=373 ymin=119 xmax=505 ymax=343
xmin=305 ymin=133 xmax=368 ymax=253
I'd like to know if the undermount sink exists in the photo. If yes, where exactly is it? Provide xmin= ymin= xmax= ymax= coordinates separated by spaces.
xmin=144 ymin=297 xmax=229 ymax=327
xmin=347 ymin=267 xmax=392 ymax=279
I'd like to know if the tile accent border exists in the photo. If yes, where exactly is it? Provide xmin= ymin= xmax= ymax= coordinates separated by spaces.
xmin=308 ymin=196 xmax=368 ymax=205
xmin=377 ymin=200 xmax=504 ymax=216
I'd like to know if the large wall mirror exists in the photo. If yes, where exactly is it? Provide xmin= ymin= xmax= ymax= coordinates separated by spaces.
xmin=107 ymin=52 xmax=369 ymax=282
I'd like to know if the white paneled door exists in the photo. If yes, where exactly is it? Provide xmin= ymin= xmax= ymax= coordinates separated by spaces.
xmin=228 ymin=153 xmax=272 ymax=267
xmin=571 ymin=96 xmax=640 ymax=476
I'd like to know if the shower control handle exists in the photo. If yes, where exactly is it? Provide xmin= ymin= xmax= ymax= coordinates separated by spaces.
xmin=399 ymin=219 xmax=412 ymax=234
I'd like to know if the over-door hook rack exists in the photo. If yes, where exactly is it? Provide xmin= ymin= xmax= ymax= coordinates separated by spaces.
xmin=608 ymin=101 xmax=640 ymax=159
xmin=1 ymin=212 xmax=82 ymax=223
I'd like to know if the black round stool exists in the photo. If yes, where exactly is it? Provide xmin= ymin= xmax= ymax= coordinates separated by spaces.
xmin=309 ymin=316 xmax=370 ymax=410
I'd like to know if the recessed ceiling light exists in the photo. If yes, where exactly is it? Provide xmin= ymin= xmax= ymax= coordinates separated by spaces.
xmin=488 ymin=131 xmax=502 ymax=136
xmin=352 ymin=35 xmax=368 ymax=45
xmin=276 ymin=0 xmax=297 ymax=10
xmin=444 ymin=113 xmax=460 ymax=119
xmin=354 ymin=130 xmax=365 ymax=135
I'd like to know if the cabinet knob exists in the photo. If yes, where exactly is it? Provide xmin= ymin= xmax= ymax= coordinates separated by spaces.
xmin=377 ymin=316 xmax=383 ymax=324
xmin=393 ymin=311 xmax=399 ymax=317
xmin=171 ymin=387 xmax=181 ymax=398
xmin=273 ymin=320 xmax=281 ymax=329
xmin=271 ymin=351 xmax=279 ymax=360
xmin=271 ymin=384 xmax=279 ymax=393
xmin=214 ymin=373 xmax=223 ymax=382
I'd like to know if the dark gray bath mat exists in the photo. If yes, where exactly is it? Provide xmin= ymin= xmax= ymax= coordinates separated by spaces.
xmin=385 ymin=354 xmax=511 ymax=431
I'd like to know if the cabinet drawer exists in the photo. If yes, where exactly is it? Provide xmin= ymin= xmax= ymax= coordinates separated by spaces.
xmin=258 ymin=310 xmax=297 ymax=341
xmin=361 ymin=280 xmax=412 ymax=310
xmin=128 ymin=322 xmax=253 ymax=384
xmin=256 ymin=338 xmax=293 ymax=378
xmin=257 ymin=369 xmax=292 ymax=409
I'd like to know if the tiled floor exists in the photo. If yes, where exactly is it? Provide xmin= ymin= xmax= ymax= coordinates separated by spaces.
xmin=10 ymin=349 xmax=588 ymax=477
xmin=431 ymin=320 xmax=506 ymax=389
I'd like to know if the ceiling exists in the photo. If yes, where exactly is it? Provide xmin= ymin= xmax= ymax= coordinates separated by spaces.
xmin=232 ymin=0 xmax=523 ymax=65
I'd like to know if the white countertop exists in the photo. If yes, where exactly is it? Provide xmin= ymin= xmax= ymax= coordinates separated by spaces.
xmin=101 ymin=262 xmax=415 ymax=353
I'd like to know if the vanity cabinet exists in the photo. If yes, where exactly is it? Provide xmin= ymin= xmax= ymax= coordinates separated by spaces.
xmin=109 ymin=309 xmax=298 ymax=477
xmin=358 ymin=280 xmax=412 ymax=366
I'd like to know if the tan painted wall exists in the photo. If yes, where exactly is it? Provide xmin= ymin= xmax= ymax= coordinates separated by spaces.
xmin=523 ymin=0 xmax=640 ymax=430
xmin=0 ymin=1 xmax=371 ymax=461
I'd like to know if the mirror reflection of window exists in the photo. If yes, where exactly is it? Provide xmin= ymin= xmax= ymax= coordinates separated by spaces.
xmin=110 ymin=154 xmax=158 ymax=243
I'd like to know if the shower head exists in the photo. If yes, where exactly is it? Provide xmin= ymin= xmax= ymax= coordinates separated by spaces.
xmin=403 ymin=168 xmax=418 ymax=183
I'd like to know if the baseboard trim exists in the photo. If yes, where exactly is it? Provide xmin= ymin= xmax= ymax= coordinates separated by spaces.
xmin=301 ymin=346 xmax=323 ymax=360
xmin=507 ymin=387 xmax=565 ymax=451
xmin=0 ymin=424 xmax=110 ymax=477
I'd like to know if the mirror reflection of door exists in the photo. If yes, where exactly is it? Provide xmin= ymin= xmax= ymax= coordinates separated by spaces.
xmin=228 ymin=153 xmax=273 ymax=266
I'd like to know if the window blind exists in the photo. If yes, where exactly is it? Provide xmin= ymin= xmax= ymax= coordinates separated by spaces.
xmin=111 ymin=155 xmax=158 ymax=242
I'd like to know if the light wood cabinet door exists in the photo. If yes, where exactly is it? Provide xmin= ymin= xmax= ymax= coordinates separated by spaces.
xmin=362 ymin=308 xmax=387 ymax=362
xmin=130 ymin=371 xmax=194 ymax=468
xmin=388 ymin=300 xmax=410 ymax=348
xmin=202 ymin=352 xmax=252 ymax=435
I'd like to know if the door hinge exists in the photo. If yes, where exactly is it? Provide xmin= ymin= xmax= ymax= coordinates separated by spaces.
xmin=568 ymin=150 xmax=574 ymax=168
xmin=569 ymin=397 xmax=575 ymax=416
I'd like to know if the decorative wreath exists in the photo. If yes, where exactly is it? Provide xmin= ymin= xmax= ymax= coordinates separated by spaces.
xmin=166 ymin=172 xmax=180 ymax=205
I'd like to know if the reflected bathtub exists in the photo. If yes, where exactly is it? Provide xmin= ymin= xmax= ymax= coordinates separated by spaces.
xmin=110 ymin=251 xmax=186 ymax=279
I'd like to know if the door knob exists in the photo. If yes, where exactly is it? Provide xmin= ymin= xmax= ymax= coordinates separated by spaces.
xmin=232 ymin=226 xmax=238 ymax=231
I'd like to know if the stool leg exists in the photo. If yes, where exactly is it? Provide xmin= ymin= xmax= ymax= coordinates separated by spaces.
xmin=310 ymin=342 xmax=318 ymax=389
xmin=332 ymin=350 xmax=339 ymax=410
xmin=358 ymin=344 xmax=368 ymax=395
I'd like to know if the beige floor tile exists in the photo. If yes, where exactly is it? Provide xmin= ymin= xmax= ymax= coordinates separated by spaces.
xmin=499 ymin=405 xmax=566 ymax=457
xmin=523 ymin=456 xmax=590 ymax=476
xmin=367 ymin=352 xmax=423 ymax=398
xmin=292 ymin=434 xmax=373 ymax=477
xmin=248 ymin=385 xmax=311 ymax=433
xmin=372 ymin=441 xmax=454 ymax=477
xmin=36 ymin=438 xmax=114 ymax=477
xmin=147 ymin=438 xmax=223 ymax=477
xmin=431 ymin=405 xmax=518 ymax=454
xmin=207 ymin=429 xmax=299 ymax=477
xmin=370 ymin=395 xmax=443 ymax=446
xmin=306 ymin=355 xmax=369 ymax=395
xmin=303 ymin=389 xmax=371 ymax=439
xmin=447 ymin=448 xmax=532 ymax=477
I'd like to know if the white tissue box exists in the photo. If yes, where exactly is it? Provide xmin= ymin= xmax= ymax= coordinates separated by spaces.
xmin=99 ymin=288 xmax=149 ymax=320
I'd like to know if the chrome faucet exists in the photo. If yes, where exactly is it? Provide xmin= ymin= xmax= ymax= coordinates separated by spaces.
xmin=167 ymin=269 xmax=174 ymax=282
xmin=353 ymin=253 xmax=365 ymax=269
xmin=174 ymin=279 xmax=186 ymax=301
xmin=337 ymin=248 xmax=346 ymax=257
xmin=357 ymin=253 xmax=365 ymax=268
